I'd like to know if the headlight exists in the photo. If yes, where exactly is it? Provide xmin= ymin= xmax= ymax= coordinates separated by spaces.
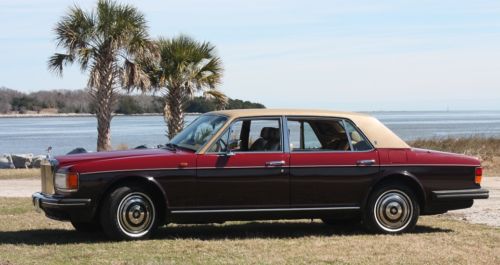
xmin=54 ymin=170 xmax=79 ymax=192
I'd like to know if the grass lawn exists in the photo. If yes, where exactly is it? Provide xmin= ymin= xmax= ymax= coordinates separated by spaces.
xmin=0 ymin=198 xmax=498 ymax=265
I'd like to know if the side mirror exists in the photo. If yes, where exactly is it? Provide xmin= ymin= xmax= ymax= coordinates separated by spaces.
xmin=225 ymin=139 xmax=240 ymax=156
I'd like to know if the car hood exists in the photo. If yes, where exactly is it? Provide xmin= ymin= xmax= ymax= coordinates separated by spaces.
xmin=55 ymin=148 xmax=182 ymax=167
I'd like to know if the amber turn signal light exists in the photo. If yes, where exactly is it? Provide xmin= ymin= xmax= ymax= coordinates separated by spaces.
xmin=66 ymin=172 xmax=79 ymax=190
xmin=475 ymin=167 xmax=483 ymax=185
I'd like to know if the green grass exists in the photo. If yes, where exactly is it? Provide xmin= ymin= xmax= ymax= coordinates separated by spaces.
xmin=0 ymin=198 xmax=498 ymax=265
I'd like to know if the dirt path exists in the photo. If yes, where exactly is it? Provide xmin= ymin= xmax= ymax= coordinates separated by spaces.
xmin=0 ymin=177 xmax=498 ymax=227
xmin=0 ymin=178 xmax=40 ymax=197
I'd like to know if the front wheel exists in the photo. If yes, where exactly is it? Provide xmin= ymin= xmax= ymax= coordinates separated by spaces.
xmin=100 ymin=185 xmax=158 ymax=240
xmin=363 ymin=183 xmax=419 ymax=234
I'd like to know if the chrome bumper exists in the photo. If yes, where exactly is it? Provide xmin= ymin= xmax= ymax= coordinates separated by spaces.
xmin=432 ymin=189 xmax=489 ymax=200
xmin=32 ymin=192 xmax=91 ymax=209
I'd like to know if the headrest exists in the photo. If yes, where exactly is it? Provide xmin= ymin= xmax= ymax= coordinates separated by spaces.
xmin=351 ymin=131 xmax=362 ymax=142
xmin=260 ymin=127 xmax=280 ymax=140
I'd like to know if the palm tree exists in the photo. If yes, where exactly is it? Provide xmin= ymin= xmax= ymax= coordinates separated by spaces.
xmin=48 ymin=0 xmax=155 ymax=151
xmin=204 ymin=90 xmax=228 ymax=111
xmin=138 ymin=35 xmax=225 ymax=139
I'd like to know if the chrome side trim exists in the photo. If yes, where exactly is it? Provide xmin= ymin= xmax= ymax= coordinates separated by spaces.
xmin=80 ymin=163 xmax=478 ymax=175
xmin=380 ymin=164 xmax=478 ymax=167
xmin=42 ymin=202 xmax=89 ymax=206
xmin=171 ymin=206 xmax=360 ymax=214
xmin=433 ymin=189 xmax=489 ymax=200
xmin=80 ymin=167 xmax=197 ymax=175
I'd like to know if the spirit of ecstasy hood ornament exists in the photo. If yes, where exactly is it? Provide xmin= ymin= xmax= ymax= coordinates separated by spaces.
xmin=46 ymin=146 xmax=52 ymax=159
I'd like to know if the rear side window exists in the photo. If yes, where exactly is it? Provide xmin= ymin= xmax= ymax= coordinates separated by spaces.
xmin=287 ymin=118 xmax=373 ymax=152
xmin=344 ymin=120 xmax=372 ymax=151
xmin=287 ymin=118 xmax=350 ymax=151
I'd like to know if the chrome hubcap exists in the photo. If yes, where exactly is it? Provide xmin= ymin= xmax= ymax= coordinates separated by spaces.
xmin=374 ymin=190 xmax=413 ymax=232
xmin=117 ymin=192 xmax=155 ymax=237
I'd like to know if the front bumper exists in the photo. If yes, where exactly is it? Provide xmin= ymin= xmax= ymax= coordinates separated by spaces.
xmin=32 ymin=192 xmax=93 ymax=221
xmin=432 ymin=188 xmax=489 ymax=200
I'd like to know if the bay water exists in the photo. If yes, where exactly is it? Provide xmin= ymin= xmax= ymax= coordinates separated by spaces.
xmin=1 ymin=111 xmax=499 ymax=155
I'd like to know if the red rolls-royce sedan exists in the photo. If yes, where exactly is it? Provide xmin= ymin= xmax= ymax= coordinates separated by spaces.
xmin=32 ymin=109 xmax=489 ymax=240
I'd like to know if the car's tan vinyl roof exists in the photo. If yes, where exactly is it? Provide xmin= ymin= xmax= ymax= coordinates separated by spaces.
xmin=208 ymin=109 xmax=410 ymax=149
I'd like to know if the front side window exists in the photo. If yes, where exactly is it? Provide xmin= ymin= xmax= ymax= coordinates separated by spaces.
xmin=170 ymin=114 xmax=227 ymax=151
xmin=288 ymin=118 xmax=350 ymax=151
xmin=208 ymin=118 xmax=282 ymax=153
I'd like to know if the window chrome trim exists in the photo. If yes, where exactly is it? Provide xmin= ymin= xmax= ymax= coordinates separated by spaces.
xmin=285 ymin=115 xmax=375 ymax=153
xmin=342 ymin=119 xmax=354 ymax=151
xmin=205 ymin=116 xmax=285 ymax=154
xmin=282 ymin=115 xmax=290 ymax=153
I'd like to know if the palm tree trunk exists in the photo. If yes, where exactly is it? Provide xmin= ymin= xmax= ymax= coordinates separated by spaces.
xmin=96 ymin=85 xmax=114 ymax=151
xmin=164 ymin=87 xmax=184 ymax=140
xmin=96 ymin=110 xmax=112 ymax=151
xmin=94 ymin=63 xmax=115 ymax=152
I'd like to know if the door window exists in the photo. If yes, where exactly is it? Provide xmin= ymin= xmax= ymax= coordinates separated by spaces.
xmin=344 ymin=120 xmax=373 ymax=151
xmin=208 ymin=118 xmax=282 ymax=152
xmin=288 ymin=118 xmax=350 ymax=151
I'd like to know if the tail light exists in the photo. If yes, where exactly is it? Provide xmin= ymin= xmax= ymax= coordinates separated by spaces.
xmin=475 ymin=167 xmax=483 ymax=185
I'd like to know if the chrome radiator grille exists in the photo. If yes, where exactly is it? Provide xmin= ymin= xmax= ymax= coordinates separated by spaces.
xmin=40 ymin=159 xmax=55 ymax=194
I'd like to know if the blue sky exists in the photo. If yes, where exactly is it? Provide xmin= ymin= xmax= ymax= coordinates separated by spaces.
xmin=1 ymin=0 xmax=499 ymax=111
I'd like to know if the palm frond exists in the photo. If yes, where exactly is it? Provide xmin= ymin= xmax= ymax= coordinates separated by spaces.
xmin=122 ymin=59 xmax=151 ymax=92
xmin=47 ymin=53 xmax=75 ymax=76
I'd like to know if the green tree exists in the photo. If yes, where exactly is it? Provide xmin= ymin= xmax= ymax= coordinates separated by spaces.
xmin=116 ymin=95 xmax=143 ymax=114
xmin=137 ymin=35 xmax=225 ymax=139
xmin=48 ymin=0 xmax=155 ymax=151
xmin=11 ymin=96 xmax=41 ymax=113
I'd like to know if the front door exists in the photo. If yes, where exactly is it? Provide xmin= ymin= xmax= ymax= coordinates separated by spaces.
xmin=196 ymin=117 xmax=289 ymax=209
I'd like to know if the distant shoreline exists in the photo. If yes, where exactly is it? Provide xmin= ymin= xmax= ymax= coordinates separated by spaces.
xmin=0 ymin=113 xmax=202 ymax=118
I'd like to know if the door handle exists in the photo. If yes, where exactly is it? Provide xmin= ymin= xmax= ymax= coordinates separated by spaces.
xmin=266 ymin=160 xmax=286 ymax=167
xmin=356 ymin=159 xmax=376 ymax=166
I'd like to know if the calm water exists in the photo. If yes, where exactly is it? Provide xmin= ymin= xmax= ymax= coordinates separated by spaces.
xmin=1 ymin=111 xmax=499 ymax=155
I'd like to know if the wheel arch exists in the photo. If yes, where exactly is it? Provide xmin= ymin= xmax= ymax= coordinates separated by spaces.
xmin=363 ymin=171 xmax=426 ymax=211
xmin=95 ymin=174 xmax=169 ymax=224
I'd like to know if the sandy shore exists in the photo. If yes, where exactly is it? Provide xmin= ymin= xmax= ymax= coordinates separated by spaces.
xmin=0 ymin=177 xmax=498 ymax=227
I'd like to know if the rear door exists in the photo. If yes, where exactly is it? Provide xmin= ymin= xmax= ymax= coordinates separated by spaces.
xmin=287 ymin=117 xmax=379 ymax=207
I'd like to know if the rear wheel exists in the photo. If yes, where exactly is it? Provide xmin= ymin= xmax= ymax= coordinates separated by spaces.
xmin=363 ymin=183 xmax=419 ymax=234
xmin=100 ymin=185 xmax=158 ymax=240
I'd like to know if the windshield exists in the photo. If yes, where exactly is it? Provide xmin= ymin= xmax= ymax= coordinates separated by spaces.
xmin=169 ymin=115 xmax=228 ymax=151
